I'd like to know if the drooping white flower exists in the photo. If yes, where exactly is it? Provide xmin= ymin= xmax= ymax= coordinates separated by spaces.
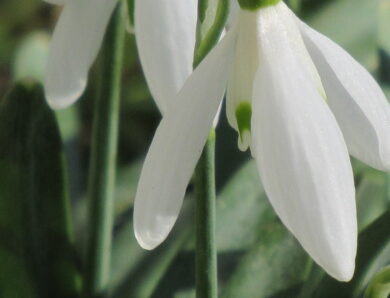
xmin=43 ymin=0 xmax=118 ymax=109
xmin=134 ymin=0 xmax=390 ymax=282
xmin=43 ymin=0 xmax=198 ymax=112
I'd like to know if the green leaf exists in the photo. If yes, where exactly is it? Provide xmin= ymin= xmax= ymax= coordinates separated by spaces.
xmin=0 ymin=81 xmax=80 ymax=298
xmin=73 ymin=160 xmax=143 ymax=248
xmin=287 ymin=0 xmax=302 ymax=12
xmin=215 ymin=161 xmax=273 ymax=251
xmin=356 ymin=169 xmax=388 ymax=231
xmin=217 ymin=164 xmax=309 ymax=298
xmin=0 ymin=247 xmax=37 ymax=298
xmin=379 ymin=0 xmax=390 ymax=85
xmin=301 ymin=210 xmax=390 ymax=298
xmin=379 ymin=0 xmax=390 ymax=56
xmin=220 ymin=223 xmax=309 ymax=298
xmin=365 ymin=265 xmax=390 ymax=298
xmin=111 ymin=211 xmax=192 ymax=298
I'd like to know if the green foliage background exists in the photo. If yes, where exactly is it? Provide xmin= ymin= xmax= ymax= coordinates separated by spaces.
xmin=0 ymin=0 xmax=389 ymax=297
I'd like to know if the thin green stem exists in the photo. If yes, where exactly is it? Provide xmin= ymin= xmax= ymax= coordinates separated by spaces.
xmin=194 ymin=0 xmax=229 ymax=67
xmin=126 ymin=0 xmax=135 ymax=27
xmin=193 ymin=0 xmax=229 ymax=296
xmin=83 ymin=3 xmax=125 ymax=298
xmin=195 ymin=131 xmax=218 ymax=298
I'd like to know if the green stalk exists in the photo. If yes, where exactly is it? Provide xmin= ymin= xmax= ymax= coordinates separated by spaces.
xmin=193 ymin=1 xmax=229 ymax=297
xmin=194 ymin=0 xmax=230 ymax=67
xmin=83 ymin=3 xmax=125 ymax=297
xmin=195 ymin=130 xmax=218 ymax=298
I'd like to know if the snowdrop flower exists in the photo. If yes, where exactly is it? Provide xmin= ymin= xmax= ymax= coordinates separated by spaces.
xmin=134 ymin=0 xmax=390 ymax=281
xmin=44 ymin=0 xmax=198 ymax=112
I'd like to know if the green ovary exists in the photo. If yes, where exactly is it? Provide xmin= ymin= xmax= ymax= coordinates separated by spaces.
xmin=235 ymin=102 xmax=252 ymax=143
xmin=238 ymin=0 xmax=281 ymax=11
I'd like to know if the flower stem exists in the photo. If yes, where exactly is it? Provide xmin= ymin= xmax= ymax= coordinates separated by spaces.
xmin=195 ymin=130 xmax=218 ymax=298
xmin=193 ymin=0 xmax=229 ymax=296
xmin=83 ymin=3 xmax=125 ymax=298
xmin=194 ymin=0 xmax=229 ymax=67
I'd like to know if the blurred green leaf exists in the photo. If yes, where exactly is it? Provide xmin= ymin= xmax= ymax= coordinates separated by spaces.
xmin=356 ymin=169 xmax=388 ymax=231
xmin=0 ymin=247 xmax=37 ymax=298
xmin=300 ymin=210 xmax=390 ymax=298
xmin=287 ymin=0 xmax=302 ymax=12
xmin=73 ymin=160 xmax=142 ymax=247
xmin=73 ymin=158 xmax=188 ymax=297
xmin=216 ymin=164 xmax=309 ymax=298
xmin=0 ymin=81 xmax=80 ymax=298
xmin=379 ymin=0 xmax=390 ymax=56
xmin=111 ymin=211 xmax=192 ymax=298
xmin=215 ymin=161 xmax=273 ymax=251
xmin=305 ymin=0 xmax=379 ymax=70
xmin=220 ymin=223 xmax=309 ymax=298
xmin=365 ymin=265 xmax=390 ymax=298
xmin=379 ymin=1 xmax=390 ymax=85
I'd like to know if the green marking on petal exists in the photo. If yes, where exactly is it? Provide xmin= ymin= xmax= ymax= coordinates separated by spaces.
xmin=235 ymin=101 xmax=252 ymax=142
xmin=320 ymin=88 xmax=328 ymax=102
xmin=238 ymin=0 xmax=281 ymax=11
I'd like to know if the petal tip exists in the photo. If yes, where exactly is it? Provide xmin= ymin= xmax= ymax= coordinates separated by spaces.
xmin=324 ymin=240 xmax=356 ymax=282
xmin=332 ymin=261 xmax=355 ymax=282
xmin=134 ymin=224 xmax=166 ymax=251
xmin=44 ymin=78 xmax=86 ymax=110
xmin=134 ymin=232 xmax=159 ymax=251
xmin=133 ymin=205 xmax=176 ymax=251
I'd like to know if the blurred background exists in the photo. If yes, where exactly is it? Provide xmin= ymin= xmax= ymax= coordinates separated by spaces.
xmin=0 ymin=0 xmax=389 ymax=297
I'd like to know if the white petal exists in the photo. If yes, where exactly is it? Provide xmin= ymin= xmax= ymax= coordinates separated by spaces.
xmin=227 ymin=0 xmax=239 ymax=28
xmin=135 ymin=0 xmax=197 ymax=114
xmin=300 ymin=22 xmax=390 ymax=171
xmin=134 ymin=30 xmax=236 ymax=250
xmin=252 ymin=6 xmax=357 ymax=281
xmin=275 ymin=2 xmax=325 ymax=96
xmin=44 ymin=0 xmax=117 ymax=109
